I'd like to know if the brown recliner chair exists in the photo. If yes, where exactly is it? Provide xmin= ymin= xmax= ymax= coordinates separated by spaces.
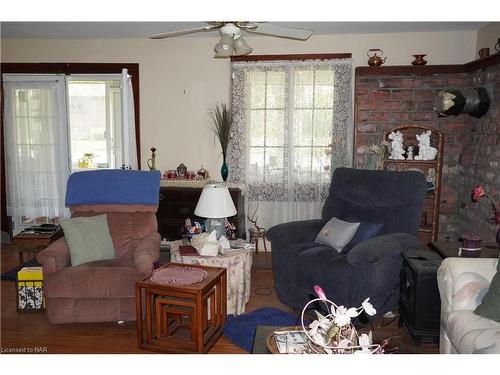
xmin=37 ymin=170 xmax=161 ymax=323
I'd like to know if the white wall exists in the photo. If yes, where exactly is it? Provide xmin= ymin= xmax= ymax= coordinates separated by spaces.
xmin=1 ymin=30 xmax=477 ymax=176
xmin=476 ymin=23 xmax=500 ymax=56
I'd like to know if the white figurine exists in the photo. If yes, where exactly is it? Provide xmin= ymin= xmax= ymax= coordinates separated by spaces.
xmin=406 ymin=145 xmax=414 ymax=160
xmin=388 ymin=131 xmax=406 ymax=160
xmin=414 ymin=130 xmax=438 ymax=161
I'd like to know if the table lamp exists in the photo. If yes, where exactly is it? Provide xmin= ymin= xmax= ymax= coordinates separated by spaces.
xmin=194 ymin=184 xmax=237 ymax=239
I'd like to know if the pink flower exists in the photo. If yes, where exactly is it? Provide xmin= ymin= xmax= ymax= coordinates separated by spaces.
xmin=314 ymin=285 xmax=327 ymax=300
xmin=471 ymin=185 xmax=486 ymax=202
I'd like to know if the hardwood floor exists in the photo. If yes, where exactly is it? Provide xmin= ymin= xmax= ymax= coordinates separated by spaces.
xmin=0 ymin=243 xmax=437 ymax=354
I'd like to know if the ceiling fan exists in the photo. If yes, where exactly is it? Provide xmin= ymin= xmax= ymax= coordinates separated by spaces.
xmin=150 ymin=22 xmax=313 ymax=58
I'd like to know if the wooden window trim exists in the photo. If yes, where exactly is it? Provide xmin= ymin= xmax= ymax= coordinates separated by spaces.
xmin=0 ymin=62 xmax=141 ymax=235
xmin=231 ymin=53 xmax=352 ymax=62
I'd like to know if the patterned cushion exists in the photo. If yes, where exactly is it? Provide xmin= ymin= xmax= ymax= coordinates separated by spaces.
xmin=445 ymin=310 xmax=500 ymax=353
xmin=438 ymin=257 xmax=500 ymax=354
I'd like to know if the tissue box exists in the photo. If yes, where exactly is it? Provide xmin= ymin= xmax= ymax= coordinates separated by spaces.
xmin=16 ymin=267 xmax=44 ymax=312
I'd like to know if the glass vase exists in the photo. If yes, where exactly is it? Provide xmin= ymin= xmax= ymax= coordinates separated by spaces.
xmin=221 ymin=159 xmax=229 ymax=182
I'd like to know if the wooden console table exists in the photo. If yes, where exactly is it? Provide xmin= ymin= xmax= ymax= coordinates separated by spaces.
xmin=157 ymin=183 xmax=245 ymax=241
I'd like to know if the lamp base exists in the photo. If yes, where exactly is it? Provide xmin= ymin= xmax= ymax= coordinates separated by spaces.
xmin=205 ymin=218 xmax=226 ymax=240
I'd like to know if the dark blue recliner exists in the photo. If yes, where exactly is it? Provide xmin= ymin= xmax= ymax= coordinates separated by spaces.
xmin=266 ymin=167 xmax=426 ymax=316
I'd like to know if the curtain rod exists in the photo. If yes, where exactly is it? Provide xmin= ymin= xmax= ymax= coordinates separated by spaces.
xmin=231 ymin=53 xmax=351 ymax=62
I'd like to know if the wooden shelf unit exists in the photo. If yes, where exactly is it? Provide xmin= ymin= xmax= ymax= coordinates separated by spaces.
xmin=383 ymin=125 xmax=444 ymax=243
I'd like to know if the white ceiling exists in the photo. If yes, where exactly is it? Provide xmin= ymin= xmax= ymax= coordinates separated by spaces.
xmin=0 ymin=22 xmax=491 ymax=39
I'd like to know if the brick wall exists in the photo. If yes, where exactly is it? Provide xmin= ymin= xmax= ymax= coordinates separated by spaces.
xmin=354 ymin=62 xmax=499 ymax=243
xmin=454 ymin=64 xmax=500 ymax=243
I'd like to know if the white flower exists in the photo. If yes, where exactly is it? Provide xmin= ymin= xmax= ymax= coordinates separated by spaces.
xmin=312 ymin=333 xmax=328 ymax=346
xmin=308 ymin=318 xmax=330 ymax=336
xmin=332 ymin=305 xmax=359 ymax=327
xmin=359 ymin=333 xmax=371 ymax=348
xmin=356 ymin=333 xmax=372 ymax=354
xmin=368 ymin=145 xmax=380 ymax=154
xmin=362 ymin=298 xmax=377 ymax=316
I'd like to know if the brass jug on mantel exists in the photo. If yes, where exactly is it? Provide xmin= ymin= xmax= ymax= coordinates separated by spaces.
xmin=147 ymin=147 xmax=157 ymax=171
xmin=367 ymin=48 xmax=387 ymax=66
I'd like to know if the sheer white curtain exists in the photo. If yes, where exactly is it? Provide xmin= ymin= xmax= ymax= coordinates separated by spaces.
xmin=3 ymin=76 xmax=70 ymax=220
xmin=121 ymin=68 xmax=138 ymax=169
xmin=228 ymin=59 xmax=352 ymax=230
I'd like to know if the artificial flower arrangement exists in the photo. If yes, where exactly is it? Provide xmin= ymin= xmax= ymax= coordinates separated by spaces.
xmin=471 ymin=185 xmax=500 ymax=246
xmin=300 ymin=285 xmax=389 ymax=354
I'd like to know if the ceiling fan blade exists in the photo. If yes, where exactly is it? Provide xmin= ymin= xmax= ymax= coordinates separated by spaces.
xmin=246 ymin=23 xmax=312 ymax=41
xmin=150 ymin=25 xmax=220 ymax=39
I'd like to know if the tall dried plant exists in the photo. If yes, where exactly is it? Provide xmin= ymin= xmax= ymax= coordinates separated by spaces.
xmin=209 ymin=102 xmax=233 ymax=160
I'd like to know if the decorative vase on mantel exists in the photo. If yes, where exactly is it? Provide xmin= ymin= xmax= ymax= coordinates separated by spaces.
xmin=411 ymin=54 xmax=427 ymax=66
xmin=221 ymin=157 xmax=229 ymax=182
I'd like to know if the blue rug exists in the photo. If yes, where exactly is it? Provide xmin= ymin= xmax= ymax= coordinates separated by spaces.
xmin=1 ymin=258 xmax=41 ymax=281
xmin=223 ymin=307 xmax=304 ymax=352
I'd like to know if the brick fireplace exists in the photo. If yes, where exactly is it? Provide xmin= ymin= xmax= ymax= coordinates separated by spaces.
xmin=354 ymin=56 xmax=500 ymax=243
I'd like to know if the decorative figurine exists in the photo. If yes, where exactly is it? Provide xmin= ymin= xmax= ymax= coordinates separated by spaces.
xmin=388 ymin=131 xmax=405 ymax=160
xmin=197 ymin=165 xmax=209 ymax=179
xmin=406 ymin=145 xmax=414 ymax=160
xmin=177 ymin=163 xmax=187 ymax=178
xmin=426 ymin=168 xmax=436 ymax=193
xmin=414 ymin=130 xmax=438 ymax=161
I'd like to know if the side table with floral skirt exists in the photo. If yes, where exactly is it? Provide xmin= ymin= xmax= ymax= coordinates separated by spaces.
xmin=169 ymin=240 xmax=252 ymax=315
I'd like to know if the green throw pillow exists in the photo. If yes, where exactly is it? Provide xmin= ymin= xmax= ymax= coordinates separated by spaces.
xmin=473 ymin=255 xmax=500 ymax=322
xmin=59 ymin=214 xmax=116 ymax=267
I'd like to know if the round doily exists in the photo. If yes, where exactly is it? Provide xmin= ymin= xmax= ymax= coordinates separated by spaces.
xmin=150 ymin=265 xmax=208 ymax=286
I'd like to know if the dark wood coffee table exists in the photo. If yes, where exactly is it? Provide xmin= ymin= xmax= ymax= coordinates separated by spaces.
xmin=428 ymin=240 xmax=499 ymax=259
xmin=135 ymin=262 xmax=227 ymax=353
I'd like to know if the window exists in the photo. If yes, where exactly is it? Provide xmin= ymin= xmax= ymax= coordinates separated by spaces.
xmin=248 ymin=69 xmax=287 ymax=184
xmin=67 ymin=77 xmax=122 ymax=171
xmin=229 ymin=58 xmax=352 ymax=229
xmin=2 ymin=68 xmax=138 ymax=234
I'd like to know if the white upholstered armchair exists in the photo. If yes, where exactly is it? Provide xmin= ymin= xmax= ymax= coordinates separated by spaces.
xmin=437 ymin=257 xmax=500 ymax=354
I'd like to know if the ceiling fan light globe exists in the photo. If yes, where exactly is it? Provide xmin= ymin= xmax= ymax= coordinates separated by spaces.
xmin=214 ymin=34 xmax=234 ymax=58
xmin=233 ymin=36 xmax=253 ymax=56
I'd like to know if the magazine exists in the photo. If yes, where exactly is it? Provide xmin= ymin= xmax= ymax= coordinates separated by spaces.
xmin=273 ymin=330 xmax=308 ymax=354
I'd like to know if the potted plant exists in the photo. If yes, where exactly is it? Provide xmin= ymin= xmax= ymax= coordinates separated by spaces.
xmin=209 ymin=102 xmax=233 ymax=181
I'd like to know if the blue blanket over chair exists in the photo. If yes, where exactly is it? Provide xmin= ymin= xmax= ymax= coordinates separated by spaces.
xmin=65 ymin=170 xmax=161 ymax=206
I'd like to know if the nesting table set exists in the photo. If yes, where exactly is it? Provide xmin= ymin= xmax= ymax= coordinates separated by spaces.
xmin=135 ymin=240 xmax=253 ymax=353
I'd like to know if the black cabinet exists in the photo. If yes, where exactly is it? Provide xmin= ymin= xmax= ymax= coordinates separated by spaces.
xmin=156 ymin=185 xmax=245 ymax=241
xmin=399 ymin=249 xmax=442 ymax=344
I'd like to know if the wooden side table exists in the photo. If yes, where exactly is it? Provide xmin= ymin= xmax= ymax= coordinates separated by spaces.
xmin=428 ymin=240 xmax=499 ymax=259
xmin=12 ymin=229 xmax=64 ymax=266
xmin=169 ymin=240 xmax=253 ymax=315
xmin=135 ymin=263 xmax=227 ymax=353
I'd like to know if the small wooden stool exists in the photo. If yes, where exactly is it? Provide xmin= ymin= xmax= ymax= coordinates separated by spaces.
xmin=249 ymin=227 xmax=268 ymax=253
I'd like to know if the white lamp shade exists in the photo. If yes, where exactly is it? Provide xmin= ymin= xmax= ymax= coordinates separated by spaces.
xmin=194 ymin=184 xmax=237 ymax=218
